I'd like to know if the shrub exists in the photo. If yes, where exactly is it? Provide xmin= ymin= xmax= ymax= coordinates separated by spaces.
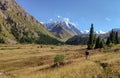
xmin=108 ymin=42 xmax=114 ymax=47
xmin=0 ymin=35 xmax=5 ymax=43
xmin=54 ymin=55 xmax=64 ymax=64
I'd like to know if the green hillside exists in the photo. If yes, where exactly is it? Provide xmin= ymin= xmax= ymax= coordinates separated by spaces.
xmin=0 ymin=0 xmax=62 ymax=44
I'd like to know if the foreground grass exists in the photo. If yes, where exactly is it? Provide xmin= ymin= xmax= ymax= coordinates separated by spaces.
xmin=0 ymin=44 xmax=120 ymax=78
xmin=19 ymin=53 xmax=120 ymax=78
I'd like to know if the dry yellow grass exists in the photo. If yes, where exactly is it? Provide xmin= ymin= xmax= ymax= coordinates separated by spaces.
xmin=0 ymin=44 xmax=120 ymax=78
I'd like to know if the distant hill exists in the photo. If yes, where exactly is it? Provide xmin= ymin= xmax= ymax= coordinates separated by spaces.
xmin=0 ymin=0 xmax=62 ymax=44
xmin=44 ymin=20 xmax=81 ymax=41
xmin=65 ymin=34 xmax=89 ymax=45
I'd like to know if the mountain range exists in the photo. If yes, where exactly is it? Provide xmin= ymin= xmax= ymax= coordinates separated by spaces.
xmin=44 ymin=20 xmax=107 ymax=41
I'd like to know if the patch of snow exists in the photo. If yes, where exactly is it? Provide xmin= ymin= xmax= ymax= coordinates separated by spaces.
xmin=95 ymin=30 xmax=106 ymax=34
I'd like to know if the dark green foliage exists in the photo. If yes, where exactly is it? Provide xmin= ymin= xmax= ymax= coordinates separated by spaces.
xmin=54 ymin=55 xmax=64 ymax=63
xmin=106 ymin=31 xmax=119 ymax=46
xmin=11 ymin=24 xmax=63 ymax=44
xmin=106 ymin=37 xmax=111 ymax=45
xmin=109 ymin=30 xmax=116 ymax=43
xmin=107 ymin=42 xmax=114 ymax=47
xmin=87 ymin=24 xmax=96 ymax=49
xmin=36 ymin=33 xmax=63 ymax=45
xmin=19 ymin=36 xmax=35 ymax=43
xmin=93 ymin=35 xmax=96 ymax=45
xmin=99 ymin=39 xmax=105 ymax=48
xmin=11 ymin=25 xmax=35 ymax=43
xmin=87 ymin=24 xmax=105 ymax=49
xmin=0 ymin=36 xmax=5 ymax=43
xmin=95 ymin=36 xmax=101 ymax=48
xmin=95 ymin=37 xmax=105 ymax=48
xmin=115 ymin=32 xmax=119 ymax=44
xmin=65 ymin=35 xmax=88 ymax=45
xmin=0 ymin=26 xmax=2 ymax=33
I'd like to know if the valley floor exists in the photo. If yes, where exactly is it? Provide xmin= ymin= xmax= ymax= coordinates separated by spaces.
xmin=0 ymin=44 xmax=120 ymax=78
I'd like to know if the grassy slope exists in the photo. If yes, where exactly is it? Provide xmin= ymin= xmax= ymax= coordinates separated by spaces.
xmin=0 ymin=0 xmax=60 ymax=43
xmin=0 ymin=44 xmax=120 ymax=78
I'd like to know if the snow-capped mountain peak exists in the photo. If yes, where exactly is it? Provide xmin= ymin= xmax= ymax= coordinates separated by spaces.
xmin=44 ymin=20 xmax=81 ymax=35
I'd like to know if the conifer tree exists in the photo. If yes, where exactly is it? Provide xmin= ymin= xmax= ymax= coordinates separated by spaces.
xmin=106 ymin=31 xmax=119 ymax=46
xmin=95 ymin=36 xmax=105 ymax=48
xmin=115 ymin=32 xmax=119 ymax=44
xmin=109 ymin=30 xmax=116 ymax=43
xmin=95 ymin=36 xmax=101 ymax=48
xmin=87 ymin=24 xmax=96 ymax=49
xmin=100 ymin=39 xmax=105 ymax=48
xmin=106 ymin=37 xmax=111 ymax=45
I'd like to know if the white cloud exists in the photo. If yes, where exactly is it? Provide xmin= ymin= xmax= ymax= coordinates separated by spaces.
xmin=49 ymin=18 xmax=53 ymax=21
xmin=57 ymin=15 xmax=61 ymax=18
xmin=105 ymin=17 xmax=111 ymax=21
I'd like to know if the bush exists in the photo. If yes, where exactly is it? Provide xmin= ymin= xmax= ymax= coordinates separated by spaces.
xmin=108 ymin=42 xmax=114 ymax=47
xmin=0 ymin=35 xmax=5 ymax=43
xmin=54 ymin=55 xmax=64 ymax=64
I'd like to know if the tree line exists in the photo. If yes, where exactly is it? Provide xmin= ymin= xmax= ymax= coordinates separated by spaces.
xmin=87 ymin=24 xmax=120 ymax=50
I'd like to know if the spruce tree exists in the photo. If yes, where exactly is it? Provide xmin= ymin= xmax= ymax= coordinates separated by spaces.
xmin=100 ymin=39 xmax=105 ymax=48
xmin=87 ymin=24 xmax=96 ymax=49
xmin=106 ymin=37 xmax=111 ymax=45
xmin=106 ymin=31 xmax=119 ymax=46
xmin=109 ymin=30 xmax=116 ymax=44
xmin=95 ymin=36 xmax=105 ymax=48
xmin=95 ymin=36 xmax=101 ymax=48
xmin=115 ymin=32 xmax=119 ymax=44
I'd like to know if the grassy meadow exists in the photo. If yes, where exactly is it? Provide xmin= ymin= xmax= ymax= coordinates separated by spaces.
xmin=0 ymin=44 xmax=120 ymax=78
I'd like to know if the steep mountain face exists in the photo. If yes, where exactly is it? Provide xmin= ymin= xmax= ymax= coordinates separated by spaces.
xmin=0 ymin=0 xmax=62 ymax=44
xmin=44 ymin=20 xmax=81 ymax=41
xmin=49 ymin=24 xmax=73 ymax=41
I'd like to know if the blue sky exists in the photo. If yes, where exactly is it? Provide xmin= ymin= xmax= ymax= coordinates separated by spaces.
xmin=15 ymin=0 xmax=120 ymax=32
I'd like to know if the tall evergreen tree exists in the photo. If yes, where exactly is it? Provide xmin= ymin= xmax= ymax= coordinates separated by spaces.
xmin=95 ymin=36 xmax=101 ymax=48
xmin=115 ymin=32 xmax=119 ymax=44
xmin=109 ymin=30 xmax=116 ymax=43
xmin=106 ymin=37 xmax=111 ymax=45
xmin=87 ymin=24 xmax=96 ymax=49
